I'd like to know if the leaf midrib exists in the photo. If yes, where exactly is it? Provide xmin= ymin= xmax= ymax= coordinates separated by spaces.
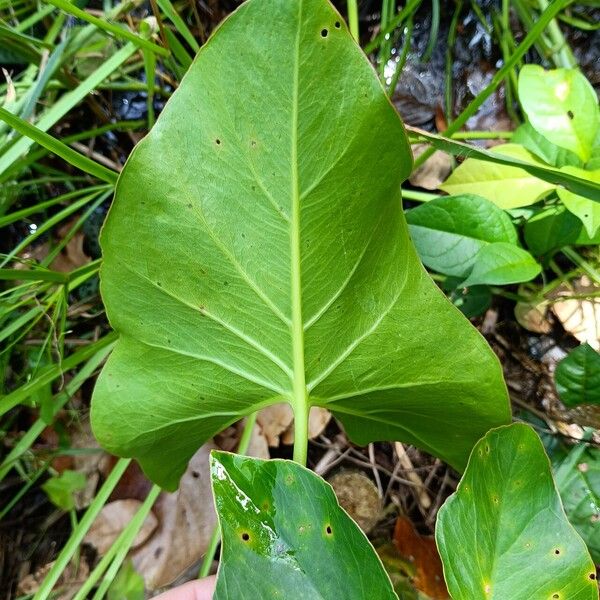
xmin=289 ymin=0 xmax=309 ymax=446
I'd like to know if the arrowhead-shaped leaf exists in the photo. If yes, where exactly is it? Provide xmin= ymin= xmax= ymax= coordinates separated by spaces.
xmin=436 ymin=423 xmax=598 ymax=600
xmin=91 ymin=0 xmax=510 ymax=490
xmin=210 ymin=451 xmax=397 ymax=598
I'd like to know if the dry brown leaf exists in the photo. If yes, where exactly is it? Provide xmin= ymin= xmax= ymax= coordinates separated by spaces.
xmin=256 ymin=403 xmax=294 ymax=446
xmin=257 ymin=404 xmax=332 ymax=447
xmin=328 ymin=470 xmax=381 ymax=533
xmin=514 ymin=300 xmax=552 ymax=334
xmin=132 ymin=443 xmax=217 ymax=589
xmin=246 ymin=422 xmax=270 ymax=459
xmin=106 ymin=459 xmax=153 ymax=502
xmin=394 ymin=442 xmax=431 ymax=510
xmin=409 ymin=144 xmax=452 ymax=190
xmin=71 ymin=420 xmax=108 ymax=509
xmin=18 ymin=558 xmax=89 ymax=599
xmin=50 ymin=230 xmax=91 ymax=273
xmin=393 ymin=517 xmax=449 ymax=599
xmin=551 ymin=277 xmax=600 ymax=350
xmin=280 ymin=406 xmax=332 ymax=445
xmin=84 ymin=499 xmax=158 ymax=556
xmin=2 ymin=68 xmax=16 ymax=104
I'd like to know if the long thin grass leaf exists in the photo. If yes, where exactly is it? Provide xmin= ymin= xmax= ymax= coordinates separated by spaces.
xmin=45 ymin=0 xmax=169 ymax=56
xmin=0 ymin=342 xmax=114 ymax=483
xmin=0 ymin=108 xmax=118 ymax=184
xmin=0 ymin=332 xmax=117 ymax=417
xmin=156 ymin=0 xmax=200 ymax=52
xmin=0 ymin=42 xmax=136 ymax=176
xmin=32 ymin=457 xmax=131 ymax=600
xmin=406 ymin=126 xmax=600 ymax=201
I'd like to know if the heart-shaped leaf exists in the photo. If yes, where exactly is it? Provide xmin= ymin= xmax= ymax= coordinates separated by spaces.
xmin=405 ymin=194 xmax=517 ymax=278
xmin=555 ymin=344 xmax=600 ymax=407
xmin=210 ymin=451 xmax=397 ymax=598
xmin=91 ymin=0 xmax=510 ymax=490
xmin=439 ymin=144 xmax=556 ymax=209
xmin=518 ymin=66 xmax=599 ymax=163
xmin=435 ymin=423 xmax=598 ymax=600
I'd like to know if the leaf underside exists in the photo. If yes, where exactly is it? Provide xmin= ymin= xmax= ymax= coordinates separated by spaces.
xmin=210 ymin=451 xmax=397 ymax=599
xmin=91 ymin=0 xmax=510 ymax=490
xmin=435 ymin=423 xmax=598 ymax=600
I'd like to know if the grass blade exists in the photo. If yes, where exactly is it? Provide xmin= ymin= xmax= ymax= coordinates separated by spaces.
xmin=32 ymin=457 xmax=131 ymax=600
xmin=0 ymin=108 xmax=117 ymax=183
xmin=45 ymin=0 xmax=169 ymax=56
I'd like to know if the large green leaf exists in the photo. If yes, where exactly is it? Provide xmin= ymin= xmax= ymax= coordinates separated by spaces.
xmin=518 ymin=66 xmax=600 ymax=164
xmin=91 ymin=0 xmax=510 ymax=490
xmin=557 ymin=168 xmax=600 ymax=238
xmin=555 ymin=344 xmax=600 ymax=407
xmin=436 ymin=423 xmax=598 ymax=600
xmin=439 ymin=144 xmax=556 ymax=209
xmin=210 ymin=451 xmax=397 ymax=598
xmin=405 ymin=194 xmax=517 ymax=278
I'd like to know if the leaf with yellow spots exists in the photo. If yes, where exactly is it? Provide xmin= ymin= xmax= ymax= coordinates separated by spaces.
xmin=435 ymin=423 xmax=598 ymax=600
xmin=210 ymin=451 xmax=397 ymax=598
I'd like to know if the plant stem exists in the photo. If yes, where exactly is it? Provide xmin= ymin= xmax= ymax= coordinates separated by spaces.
xmin=536 ymin=0 xmax=576 ymax=68
xmin=198 ymin=412 xmax=258 ymax=578
xmin=347 ymin=0 xmax=359 ymax=41
xmin=401 ymin=188 xmax=440 ymax=202
xmin=291 ymin=16 xmax=309 ymax=468
xmin=421 ymin=0 xmax=439 ymax=62
xmin=387 ymin=16 xmax=413 ymax=97
xmin=74 ymin=487 xmax=159 ymax=599
xmin=562 ymin=247 xmax=600 ymax=285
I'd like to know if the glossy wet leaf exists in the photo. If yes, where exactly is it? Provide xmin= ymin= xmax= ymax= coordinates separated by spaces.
xmin=405 ymin=194 xmax=517 ymax=278
xmin=91 ymin=0 xmax=510 ymax=490
xmin=557 ymin=168 xmax=600 ymax=237
xmin=210 ymin=451 xmax=397 ymax=599
xmin=518 ymin=66 xmax=599 ymax=163
xmin=555 ymin=344 xmax=600 ymax=407
xmin=435 ymin=423 xmax=598 ymax=600
xmin=460 ymin=243 xmax=540 ymax=287
xmin=554 ymin=443 xmax=600 ymax=564
xmin=439 ymin=144 xmax=556 ymax=209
